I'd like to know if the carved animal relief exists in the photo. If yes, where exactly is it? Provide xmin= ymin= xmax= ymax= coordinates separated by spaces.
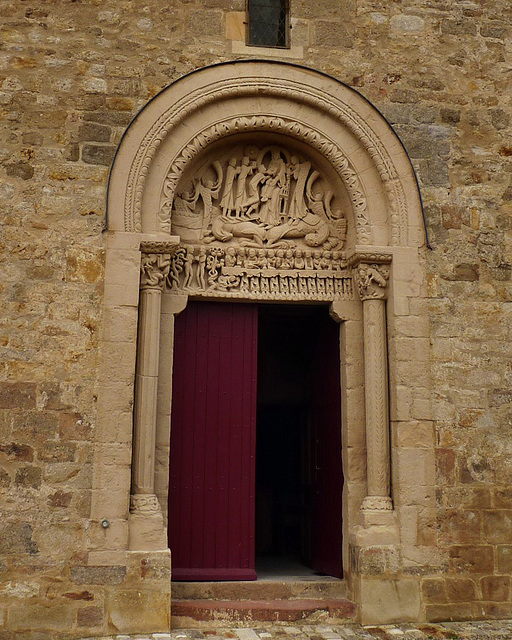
xmin=165 ymin=144 xmax=352 ymax=301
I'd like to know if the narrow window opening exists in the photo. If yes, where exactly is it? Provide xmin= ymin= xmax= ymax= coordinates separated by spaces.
xmin=247 ymin=0 xmax=289 ymax=49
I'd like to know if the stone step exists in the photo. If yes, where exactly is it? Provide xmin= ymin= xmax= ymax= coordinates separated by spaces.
xmin=172 ymin=579 xmax=347 ymax=601
xmin=171 ymin=597 xmax=357 ymax=627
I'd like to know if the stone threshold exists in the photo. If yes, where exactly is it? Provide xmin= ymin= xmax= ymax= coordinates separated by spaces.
xmin=171 ymin=597 xmax=357 ymax=625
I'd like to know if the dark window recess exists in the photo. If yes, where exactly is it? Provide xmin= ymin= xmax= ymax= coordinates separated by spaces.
xmin=248 ymin=0 xmax=289 ymax=48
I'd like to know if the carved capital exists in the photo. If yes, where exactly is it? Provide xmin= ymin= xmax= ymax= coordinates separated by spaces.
xmin=354 ymin=262 xmax=390 ymax=301
xmin=130 ymin=493 xmax=161 ymax=514
xmin=140 ymin=253 xmax=171 ymax=291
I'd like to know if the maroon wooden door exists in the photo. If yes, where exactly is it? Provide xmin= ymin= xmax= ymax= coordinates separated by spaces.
xmin=309 ymin=313 xmax=343 ymax=578
xmin=169 ymin=301 xmax=258 ymax=581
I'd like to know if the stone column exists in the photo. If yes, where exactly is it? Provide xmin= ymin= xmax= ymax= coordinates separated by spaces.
xmin=129 ymin=240 xmax=178 ymax=551
xmin=354 ymin=258 xmax=393 ymax=513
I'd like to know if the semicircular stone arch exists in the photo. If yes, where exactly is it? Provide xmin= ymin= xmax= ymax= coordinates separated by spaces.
xmin=96 ymin=60 xmax=435 ymax=625
xmin=108 ymin=61 xmax=425 ymax=250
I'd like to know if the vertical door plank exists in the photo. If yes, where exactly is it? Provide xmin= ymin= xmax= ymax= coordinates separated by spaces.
xmin=169 ymin=301 xmax=258 ymax=581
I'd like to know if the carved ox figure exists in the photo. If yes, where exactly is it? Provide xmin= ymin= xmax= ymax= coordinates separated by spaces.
xmin=266 ymin=211 xmax=330 ymax=247
xmin=210 ymin=216 xmax=266 ymax=246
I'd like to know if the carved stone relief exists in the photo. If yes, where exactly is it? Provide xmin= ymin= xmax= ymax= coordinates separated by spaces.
xmin=163 ymin=144 xmax=354 ymax=301
xmin=354 ymin=263 xmax=390 ymax=301
xmin=123 ymin=72 xmax=410 ymax=245
xmin=166 ymin=244 xmax=354 ymax=301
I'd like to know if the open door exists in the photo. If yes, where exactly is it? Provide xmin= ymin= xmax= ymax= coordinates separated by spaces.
xmin=169 ymin=301 xmax=258 ymax=580
xmin=169 ymin=302 xmax=342 ymax=581
xmin=309 ymin=312 xmax=343 ymax=578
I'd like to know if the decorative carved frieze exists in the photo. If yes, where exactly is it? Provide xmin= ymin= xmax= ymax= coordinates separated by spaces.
xmin=361 ymin=495 xmax=393 ymax=511
xmin=140 ymin=240 xmax=179 ymax=255
xmin=166 ymin=245 xmax=354 ymax=301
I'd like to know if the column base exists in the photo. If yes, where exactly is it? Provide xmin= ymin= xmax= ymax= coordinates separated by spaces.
xmin=361 ymin=495 xmax=393 ymax=511
xmin=129 ymin=493 xmax=168 ymax=551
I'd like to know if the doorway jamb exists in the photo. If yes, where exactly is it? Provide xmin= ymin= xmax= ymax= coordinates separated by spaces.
xmin=129 ymin=239 xmax=179 ymax=550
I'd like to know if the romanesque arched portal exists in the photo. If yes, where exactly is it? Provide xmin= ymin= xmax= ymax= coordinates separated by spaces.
xmin=96 ymin=61 xmax=434 ymax=624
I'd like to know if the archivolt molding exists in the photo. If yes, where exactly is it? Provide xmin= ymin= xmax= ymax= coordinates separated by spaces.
xmin=158 ymin=115 xmax=370 ymax=244
xmin=123 ymin=74 xmax=409 ymax=245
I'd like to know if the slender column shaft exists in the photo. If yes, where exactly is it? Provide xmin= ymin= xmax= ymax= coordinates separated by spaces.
xmin=361 ymin=297 xmax=392 ymax=509
xmin=130 ymin=248 xmax=173 ymax=517
xmin=353 ymin=259 xmax=393 ymax=512
xmin=132 ymin=287 xmax=163 ymax=495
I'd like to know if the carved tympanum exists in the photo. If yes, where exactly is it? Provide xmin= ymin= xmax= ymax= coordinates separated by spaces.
xmin=170 ymin=145 xmax=347 ymax=250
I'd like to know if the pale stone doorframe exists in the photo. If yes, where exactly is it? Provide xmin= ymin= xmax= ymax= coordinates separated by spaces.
xmin=93 ymin=61 xmax=436 ymax=625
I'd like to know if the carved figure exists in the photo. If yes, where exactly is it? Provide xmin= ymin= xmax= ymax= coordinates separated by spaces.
xmin=210 ymin=215 xmax=266 ymax=246
xmin=197 ymin=163 xmax=222 ymax=237
xmin=196 ymin=247 xmax=207 ymax=290
xmin=266 ymin=210 xmax=330 ymax=247
xmin=183 ymin=248 xmax=194 ymax=289
xmin=287 ymin=156 xmax=311 ymax=220
xmin=234 ymin=156 xmax=254 ymax=216
xmin=225 ymin=247 xmax=237 ymax=267
xmin=356 ymin=263 xmax=389 ymax=300
xmin=245 ymin=164 xmax=268 ymax=214
xmin=220 ymin=157 xmax=238 ymax=216
xmin=259 ymin=168 xmax=284 ymax=226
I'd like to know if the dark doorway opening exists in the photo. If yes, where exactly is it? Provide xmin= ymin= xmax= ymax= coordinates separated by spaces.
xmin=256 ymin=304 xmax=343 ymax=578
xmin=169 ymin=301 xmax=342 ymax=581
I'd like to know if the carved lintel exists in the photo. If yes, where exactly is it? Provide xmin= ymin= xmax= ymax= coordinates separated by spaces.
xmin=164 ymin=244 xmax=354 ymax=301
xmin=140 ymin=253 xmax=171 ymax=291
xmin=130 ymin=493 xmax=161 ymax=514
xmin=354 ymin=262 xmax=390 ymax=301
xmin=361 ymin=495 xmax=393 ymax=511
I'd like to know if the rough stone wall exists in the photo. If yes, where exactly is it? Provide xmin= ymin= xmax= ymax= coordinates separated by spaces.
xmin=0 ymin=0 xmax=511 ymax=635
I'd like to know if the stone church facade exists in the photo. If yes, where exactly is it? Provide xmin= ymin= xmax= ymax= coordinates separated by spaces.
xmin=1 ymin=0 xmax=511 ymax=636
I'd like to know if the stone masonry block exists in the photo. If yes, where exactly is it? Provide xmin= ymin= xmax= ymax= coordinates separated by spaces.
xmin=422 ymin=577 xmax=448 ymax=604
xmin=9 ymin=604 xmax=75 ymax=631
xmin=360 ymin=577 xmax=421 ymax=624
xmin=445 ymin=577 xmax=477 ymax=602
xmin=107 ymin=589 xmax=170 ymax=633
xmin=0 ymin=522 xmax=38 ymax=554
xmin=313 ymin=21 xmax=354 ymax=48
xmin=482 ymin=510 xmax=512 ymax=544
xmin=102 ymin=306 xmax=138 ymax=343
xmin=0 ymin=382 xmax=36 ymax=409
xmin=449 ymin=545 xmax=494 ymax=574
xmin=90 ymin=489 xmax=130 ymax=520
xmin=481 ymin=575 xmax=510 ymax=601
xmin=77 ymin=605 xmax=104 ymax=627
xmin=394 ymin=422 xmax=434 ymax=449
xmin=426 ymin=602 xmax=478 ymax=622
xmin=78 ymin=122 xmax=112 ymax=143
xmin=82 ymin=143 xmax=117 ymax=166
xmin=71 ymin=565 xmax=127 ymax=585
